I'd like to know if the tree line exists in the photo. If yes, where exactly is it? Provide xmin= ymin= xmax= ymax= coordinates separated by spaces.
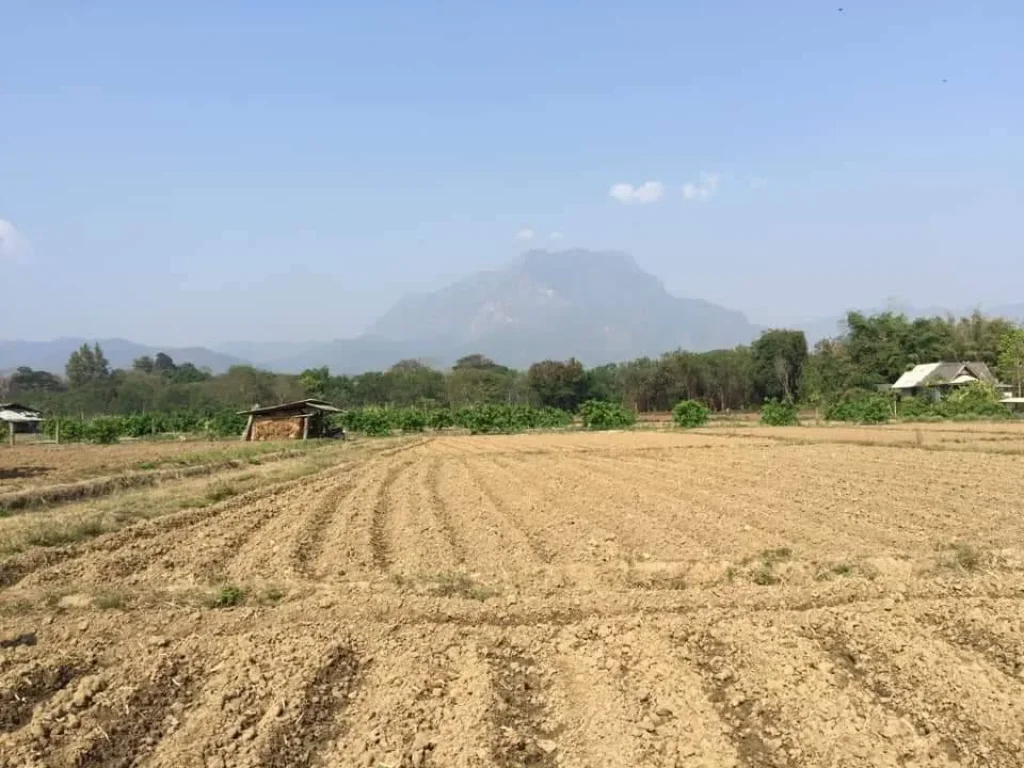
xmin=2 ymin=310 xmax=1023 ymax=419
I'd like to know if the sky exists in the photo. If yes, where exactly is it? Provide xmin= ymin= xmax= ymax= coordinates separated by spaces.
xmin=1 ymin=1 xmax=1022 ymax=345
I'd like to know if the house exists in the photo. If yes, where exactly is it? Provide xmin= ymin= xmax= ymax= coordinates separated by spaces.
xmin=0 ymin=403 xmax=43 ymax=445
xmin=238 ymin=399 xmax=344 ymax=441
xmin=891 ymin=362 xmax=1009 ymax=400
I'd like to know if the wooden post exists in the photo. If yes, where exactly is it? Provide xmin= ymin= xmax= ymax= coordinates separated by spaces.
xmin=55 ymin=419 xmax=61 ymax=445
xmin=301 ymin=415 xmax=310 ymax=441
xmin=241 ymin=415 xmax=254 ymax=442
xmin=8 ymin=421 xmax=14 ymax=448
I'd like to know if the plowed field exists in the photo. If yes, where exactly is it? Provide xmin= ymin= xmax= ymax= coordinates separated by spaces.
xmin=3 ymin=430 xmax=1024 ymax=767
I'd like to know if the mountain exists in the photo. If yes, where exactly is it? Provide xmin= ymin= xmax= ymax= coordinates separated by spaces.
xmin=0 ymin=338 xmax=245 ymax=375
xmin=272 ymin=249 xmax=760 ymax=372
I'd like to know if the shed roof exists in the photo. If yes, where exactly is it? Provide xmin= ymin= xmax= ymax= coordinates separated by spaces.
xmin=238 ymin=398 xmax=344 ymax=416
xmin=891 ymin=361 xmax=998 ymax=390
xmin=0 ymin=403 xmax=43 ymax=423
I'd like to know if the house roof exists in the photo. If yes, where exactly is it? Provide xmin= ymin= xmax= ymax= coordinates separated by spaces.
xmin=238 ymin=398 xmax=344 ymax=416
xmin=0 ymin=403 xmax=43 ymax=422
xmin=891 ymin=361 xmax=999 ymax=390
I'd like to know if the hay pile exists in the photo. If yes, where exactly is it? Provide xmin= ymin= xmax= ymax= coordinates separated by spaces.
xmin=251 ymin=416 xmax=303 ymax=441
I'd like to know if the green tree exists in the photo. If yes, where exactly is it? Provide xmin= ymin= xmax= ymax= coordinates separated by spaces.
xmin=998 ymin=328 xmax=1024 ymax=397
xmin=527 ymin=358 xmax=588 ymax=411
xmin=65 ymin=343 xmax=110 ymax=388
xmin=132 ymin=355 xmax=155 ymax=374
xmin=153 ymin=352 xmax=176 ymax=375
xmin=751 ymin=330 xmax=808 ymax=402
xmin=299 ymin=366 xmax=331 ymax=398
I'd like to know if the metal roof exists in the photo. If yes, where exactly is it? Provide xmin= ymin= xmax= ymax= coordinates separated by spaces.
xmin=892 ymin=363 xmax=944 ymax=389
xmin=0 ymin=403 xmax=43 ymax=422
xmin=238 ymin=398 xmax=344 ymax=416
xmin=892 ymin=361 xmax=998 ymax=390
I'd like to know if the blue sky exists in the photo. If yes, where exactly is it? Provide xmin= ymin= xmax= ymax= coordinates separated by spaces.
xmin=2 ymin=1 xmax=1021 ymax=345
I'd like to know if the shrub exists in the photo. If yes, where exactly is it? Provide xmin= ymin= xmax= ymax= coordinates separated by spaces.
xmin=895 ymin=395 xmax=936 ymax=420
xmin=825 ymin=389 xmax=891 ymax=424
xmin=345 ymin=406 xmax=393 ymax=436
xmin=85 ymin=417 xmax=121 ymax=444
xmin=427 ymin=408 xmax=455 ymax=430
xmin=760 ymin=399 xmax=799 ymax=426
xmin=937 ymin=382 xmax=1010 ymax=419
xmin=394 ymin=408 xmax=428 ymax=433
xmin=672 ymin=400 xmax=710 ymax=429
xmin=578 ymin=400 xmax=636 ymax=430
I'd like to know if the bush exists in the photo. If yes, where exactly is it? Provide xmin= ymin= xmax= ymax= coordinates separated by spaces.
xmin=825 ymin=389 xmax=891 ymax=424
xmin=578 ymin=400 xmax=636 ymax=430
xmin=343 ymin=406 xmax=393 ymax=436
xmin=671 ymin=400 xmax=710 ymax=429
xmin=937 ymin=382 xmax=1010 ymax=419
xmin=85 ymin=416 xmax=121 ymax=444
xmin=427 ymin=408 xmax=455 ymax=430
xmin=895 ymin=395 xmax=936 ymax=420
xmin=760 ymin=398 xmax=799 ymax=426
xmin=394 ymin=408 xmax=428 ymax=433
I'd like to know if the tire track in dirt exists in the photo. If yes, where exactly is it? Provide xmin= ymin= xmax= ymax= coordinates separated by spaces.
xmin=257 ymin=643 xmax=362 ymax=768
xmin=808 ymin=610 xmax=1024 ymax=766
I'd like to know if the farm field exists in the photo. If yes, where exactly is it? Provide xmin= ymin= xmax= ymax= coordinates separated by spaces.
xmin=3 ymin=427 xmax=1024 ymax=767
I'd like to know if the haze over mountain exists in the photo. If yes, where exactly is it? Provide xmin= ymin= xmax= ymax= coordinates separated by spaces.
xmin=4 ymin=250 xmax=1022 ymax=376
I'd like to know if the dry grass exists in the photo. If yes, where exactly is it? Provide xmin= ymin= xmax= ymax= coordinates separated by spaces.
xmin=0 ymin=441 xmax=366 ymax=557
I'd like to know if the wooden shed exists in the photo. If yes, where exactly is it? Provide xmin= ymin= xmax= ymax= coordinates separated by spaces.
xmin=238 ymin=399 xmax=344 ymax=442
xmin=1 ymin=403 xmax=43 ymax=445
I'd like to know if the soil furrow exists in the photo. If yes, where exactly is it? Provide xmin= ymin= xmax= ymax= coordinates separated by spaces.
xmin=370 ymin=459 xmax=413 ymax=569
xmin=258 ymin=643 xmax=362 ymax=768
xmin=808 ymin=611 xmax=1024 ymax=766
xmin=460 ymin=456 xmax=556 ymax=564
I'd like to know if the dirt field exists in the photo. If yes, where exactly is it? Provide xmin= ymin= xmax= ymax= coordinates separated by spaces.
xmin=0 ymin=440 xmax=306 ymax=494
xmin=3 ymin=428 xmax=1024 ymax=767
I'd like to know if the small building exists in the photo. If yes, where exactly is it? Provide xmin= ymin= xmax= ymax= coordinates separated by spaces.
xmin=0 ymin=403 xmax=44 ymax=444
xmin=891 ymin=361 xmax=1008 ymax=400
xmin=238 ymin=399 xmax=344 ymax=441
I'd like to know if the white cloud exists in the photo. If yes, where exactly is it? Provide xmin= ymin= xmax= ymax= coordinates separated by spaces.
xmin=515 ymin=227 xmax=535 ymax=241
xmin=749 ymin=177 xmax=768 ymax=190
xmin=0 ymin=219 xmax=30 ymax=262
xmin=609 ymin=181 xmax=665 ymax=205
xmin=682 ymin=172 xmax=721 ymax=201
xmin=549 ymin=231 xmax=564 ymax=240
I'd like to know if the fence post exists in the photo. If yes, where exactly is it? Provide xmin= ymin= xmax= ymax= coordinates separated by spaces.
xmin=8 ymin=421 xmax=14 ymax=448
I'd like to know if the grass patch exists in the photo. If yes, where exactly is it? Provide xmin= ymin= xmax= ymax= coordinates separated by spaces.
xmin=203 ymin=481 xmax=239 ymax=505
xmin=23 ymin=519 xmax=107 ymax=548
xmin=751 ymin=564 xmax=781 ymax=586
xmin=212 ymin=585 xmax=246 ymax=607
xmin=426 ymin=572 xmax=499 ymax=601
xmin=93 ymin=589 xmax=130 ymax=610
xmin=937 ymin=542 xmax=985 ymax=572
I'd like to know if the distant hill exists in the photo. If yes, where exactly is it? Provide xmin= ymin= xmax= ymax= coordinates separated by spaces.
xmin=0 ymin=338 xmax=244 ymax=375
xmin=269 ymin=249 xmax=761 ymax=372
